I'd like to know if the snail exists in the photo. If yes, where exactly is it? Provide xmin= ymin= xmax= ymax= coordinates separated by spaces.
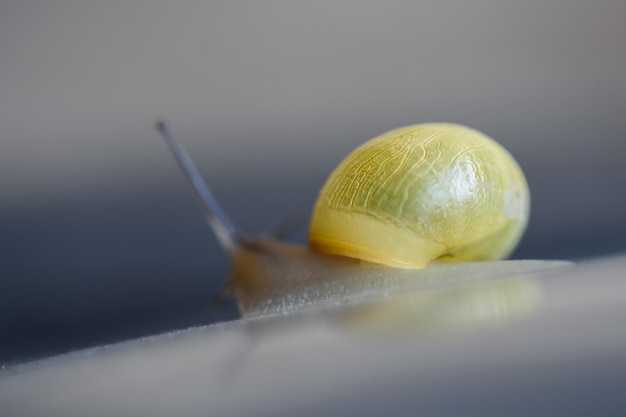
xmin=156 ymin=121 xmax=549 ymax=318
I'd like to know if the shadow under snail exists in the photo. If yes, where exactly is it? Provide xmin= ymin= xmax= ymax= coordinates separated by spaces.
xmin=156 ymin=122 xmax=559 ymax=318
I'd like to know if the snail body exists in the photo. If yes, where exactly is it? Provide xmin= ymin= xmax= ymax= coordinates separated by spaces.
xmin=157 ymin=122 xmax=532 ymax=317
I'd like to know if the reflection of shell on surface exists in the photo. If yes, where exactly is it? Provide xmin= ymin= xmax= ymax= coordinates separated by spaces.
xmin=310 ymin=124 xmax=530 ymax=268
xmin=334 ymin=277 xmax=542 ymax=337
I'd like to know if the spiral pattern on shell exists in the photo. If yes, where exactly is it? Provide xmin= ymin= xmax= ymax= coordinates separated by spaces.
xmin=309 ymin=123 xmax=530 ymax=268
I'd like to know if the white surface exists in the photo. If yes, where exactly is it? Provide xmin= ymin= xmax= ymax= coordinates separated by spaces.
xmin=2 ymin=256 xmax=626 ymax=416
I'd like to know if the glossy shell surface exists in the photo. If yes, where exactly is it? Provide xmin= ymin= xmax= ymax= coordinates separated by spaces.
xmin=309 ymin=123 xmax=530 ymax=268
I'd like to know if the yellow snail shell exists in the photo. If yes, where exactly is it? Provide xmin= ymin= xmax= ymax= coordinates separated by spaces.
xmin=309 ymin=123 xmax=530 ymax=269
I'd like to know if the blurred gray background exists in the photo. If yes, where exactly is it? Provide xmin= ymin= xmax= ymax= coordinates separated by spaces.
xmin=1 ymin=0 xmax=625 ymax=363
